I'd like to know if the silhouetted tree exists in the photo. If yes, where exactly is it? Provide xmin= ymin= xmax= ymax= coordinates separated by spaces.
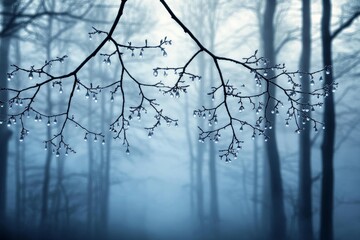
xmin=0 ymin=1 xmax=14 ymax=233
xmin=261 ymin=0 xmax=287 ymax=239
xmin=0 ymin=1 xmax=94 ymax=234
xmin=298 ymin=0 xmax=314 ymax=239
xmin=320 ymin=1 xmax=359 ymax=240
xmin=207 ymin=1 xmax=220 ymax=235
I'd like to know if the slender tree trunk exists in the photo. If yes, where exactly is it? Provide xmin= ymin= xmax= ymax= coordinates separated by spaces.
xmin=253 ymin=136 xmax=259 ymax=232
xmin=56 ymin=59 xmax=70 ymax=230
xmin=15 ymin=118 xmax=21 ymax=225
xmin=184 ymin=92 xmax=196 ymax=226
xmin=100 ymin=67 xmax=117 ymax=236
xmin=102 ymin=105 xmax=112 ymax=235
xmin=87 ymin=67 xmax=94 ymax=233
xmin=54 ymin=121 xmax=65 ymax=230
xmin=208 ymin=2 xmax=220 ymax=235
xmin=189 ymin=149 xmax=195 ymax=222
xmin=298 ymin=1 xmax=314 ymax=239
xmin=182 ymin=0 xmax=207 ymax=233
xmin=262 ymin=1 xmax=287 ymax=239
xmin=41 ymin=111 xmax=52 ymax=227
xmin=54 ymin=158 xmax=63 ymax=228
xmin=14 ymin=39 xmax=23 ymax=227
xmin=196 ymin=115 xmax=205 ymax=229
xmin=20 ymin=136 xmax=27 ymax=224
xmin=99 ymin=76 xmax=106 ymax=235
xmin=0 ymin=0 xmax=14 ymax=232
xmin=261 ymin=154 xmax=270 ymax=237
xmin=208 ymin=143 xmax=218 ymax=205
xmin=320 ymin=0 xmax=335 ymax=239
xmin=196 ymin=54 xmax=205 ymax=232
xmin=208 ymin=43 xmax=219 ymax=238
xmin=256 ymin=2 xmax=270 ymax=237
xmin=208 ymin=88 xmax=219 ymax=235
xmin=40 ymin=15 xmax=54 ymax=228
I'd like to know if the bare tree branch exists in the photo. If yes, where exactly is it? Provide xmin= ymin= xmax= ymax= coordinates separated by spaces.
xmin=0 ymin=0 xmax=331 ymax=161
xmin=331 ymin=11 xmax=360 ymax=40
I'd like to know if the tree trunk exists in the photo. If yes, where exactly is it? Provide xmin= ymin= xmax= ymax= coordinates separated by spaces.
xmin=298 ymin=1 xmax=314 ymax=240
xmin=99 ymin=73 xmax=106 ymax=235
xmin=102 ymin=104 xmax=112 ymax=235
xmin=40 ymin=14 xmax=54 ymax=228
xmin=20 ymin=136 xmax=27 ymax=225
xmin=208 ymin=23 xmax=219 ymax=238
xmin=87 ymin=64 xmax=95 ymax=233
xmin=208 ymin=87 xmax=219 ymax=235
xmin=262 ymin=0 xmax=287 ymax=239
xmin=100 ymin=66 xmax=117 ymax=236
xmin=54 ymin=156 xmax=64 ymax=229
xmin=0 ymin=0 xmax=14 ymax=232
xmin=184 ymin=92 xmax=196 ymax=225
xmin=14 ymin=39 xmax=23 ymax=227
xmin=194 ymin=13 xmax=207 ymax=227
xmin=207 ymin=2 xmax=220 ymax=235
xmin=261 ymin=144 xmax=270 ymax=237
xmin=320 ymin=0 xmax=335 ymax=239
xmin=253 ymin=135 xmax=259 ymax=233
xmin=195 ymin=59 xmax=205 ymax=231
xmin=41 ymin=126 xmax=52 ymax=227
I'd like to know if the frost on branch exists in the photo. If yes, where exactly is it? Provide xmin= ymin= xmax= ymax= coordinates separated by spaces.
xmin=0 ymin=0 xmax=336 ymax=161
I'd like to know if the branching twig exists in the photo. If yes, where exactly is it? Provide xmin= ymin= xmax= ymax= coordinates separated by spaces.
xmin=0 ymin=0 xmax=332 ymax=161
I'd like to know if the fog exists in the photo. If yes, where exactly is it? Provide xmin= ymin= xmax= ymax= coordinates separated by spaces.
xmin=0 ymin=0 xmax=359 ymax=240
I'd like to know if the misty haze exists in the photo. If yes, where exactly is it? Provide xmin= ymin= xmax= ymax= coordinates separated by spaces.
xmin=0 ymin=0 xmax=359 ymax=240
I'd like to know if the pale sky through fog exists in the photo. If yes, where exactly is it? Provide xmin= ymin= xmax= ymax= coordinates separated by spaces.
xmin=1 ymin=0 xmax=359 ymax=239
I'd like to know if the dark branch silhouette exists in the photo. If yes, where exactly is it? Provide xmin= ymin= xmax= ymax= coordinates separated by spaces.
xmin=331 ymin=11 xmax=360 ymax=40
xmin=0 ymin=0 xmax=333 ymax=162
xmin=0 ymin=0 xmax=96 ymax=37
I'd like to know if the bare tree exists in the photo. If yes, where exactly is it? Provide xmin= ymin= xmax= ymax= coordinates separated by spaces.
xmin=1 ymin=2 xmax=333 ymax=238
xmin=261 ymin=1 xmax=286 ymax=239
xmin=298 ymin=0 xmax=314 ymax=239
xmin=0 ymin=1 xmax=94 ymax=232
xmin=320 ymin=1 xmax=359 ymax=240
xmin=0 ymin=1 xmax=14 ymax=232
